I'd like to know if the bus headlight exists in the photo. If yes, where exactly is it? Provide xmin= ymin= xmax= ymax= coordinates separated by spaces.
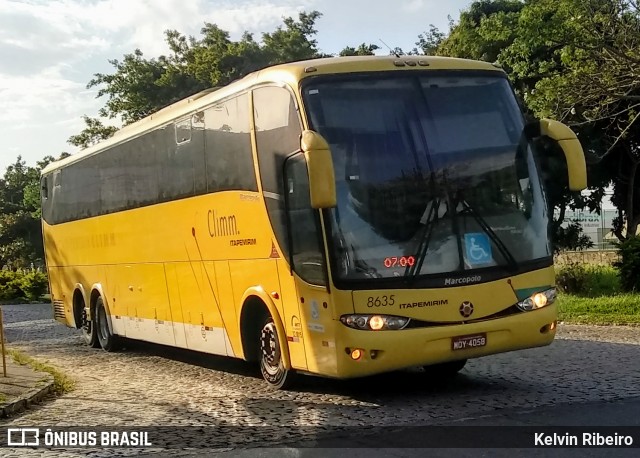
xmin=516 ymin=288 xmax=557 ymax=312
xmin=341 ymin=314 xmax=410 ymax=331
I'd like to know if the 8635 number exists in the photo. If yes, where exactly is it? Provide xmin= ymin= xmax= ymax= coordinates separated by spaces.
xmin=366 ymin=295 xmax=396 ymax=307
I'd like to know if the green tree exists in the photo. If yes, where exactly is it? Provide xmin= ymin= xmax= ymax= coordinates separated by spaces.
xmin=415 ymin=23 xmax=451 ymax=55
xmin=505 ymin=0 xmax=640 ymax=240
xmin=68 ymin=116 xmax=118 ymax=149
xmin=436 ymin=0 xmax=523 ymax=62
xmin=0 ymin=154 xmax=65 ymax=270
xmin=434 ymin=0 xmax=640 ymax=248
xmin=339 ymin=43 xmax=380 ymax=56
xmin=80 ymin=10 xmax=326 ymax=135
xmin=0 ymin=157 xmax=43 ymax=269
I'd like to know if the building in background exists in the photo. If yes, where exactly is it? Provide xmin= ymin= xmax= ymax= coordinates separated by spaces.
xmin=560 ymin=209 xmax=619 ymax=250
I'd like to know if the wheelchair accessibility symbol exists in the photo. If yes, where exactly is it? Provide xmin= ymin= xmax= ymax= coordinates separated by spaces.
xmin=464 ymin=233 xmax=493 ymax=265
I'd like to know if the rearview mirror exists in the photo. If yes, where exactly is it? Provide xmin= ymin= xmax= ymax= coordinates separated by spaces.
xmin=527 ymin=119 xmax=587 ymax=191
xmin=300 ymin=130 xmax=337 ymax=209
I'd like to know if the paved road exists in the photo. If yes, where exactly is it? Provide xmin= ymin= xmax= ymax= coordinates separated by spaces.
xmin=1 ymin=303 xmax=639 ymax=457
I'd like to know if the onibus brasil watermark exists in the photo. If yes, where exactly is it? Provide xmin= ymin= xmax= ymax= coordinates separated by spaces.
xmin=6 ymin=428 xmax=152 ymax=447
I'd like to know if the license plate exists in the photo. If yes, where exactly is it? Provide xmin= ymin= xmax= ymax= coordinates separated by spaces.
xmin=451 ymin=333 xmax=487 ymax=351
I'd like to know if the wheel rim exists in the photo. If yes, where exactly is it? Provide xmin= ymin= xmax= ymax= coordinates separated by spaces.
xmin=98 ymin=305 xmax=109 ymax=341
xmin=260 ymin=322 xmax=281 ymax=376
xmin=82 ymin=308 xmax=92 ymax=335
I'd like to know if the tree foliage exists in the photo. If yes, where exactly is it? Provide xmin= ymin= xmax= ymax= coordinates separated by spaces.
xmin=67 ymin=116 xmax=118 ymax=149
xmin=614 ymin=235 xmax=640 ymax=291
xmin=82 ymin=11 xmax=327 ymax=130
xmin=0 ymin=155 xmax=66 ymax=270
xmin=435 ymin=0 xmax=640 ymax=248
xmin=339 ymin=43 xmax=380 ymax=56
xmin=415 ymin=24 xmax=450 ymax=55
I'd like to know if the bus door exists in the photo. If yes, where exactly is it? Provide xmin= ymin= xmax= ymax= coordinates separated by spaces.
xmin=283 ymin=153 xmax=335 ymax=375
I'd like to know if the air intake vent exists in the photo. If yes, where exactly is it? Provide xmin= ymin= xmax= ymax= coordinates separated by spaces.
xmin=53 ymin=300 xmax=65 ymax=320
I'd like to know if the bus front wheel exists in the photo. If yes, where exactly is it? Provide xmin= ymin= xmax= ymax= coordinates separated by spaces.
xmin=259 ymin=317 xmax=294 ymax=389
xmin=95 ymin=296 xmax=120 ymax=352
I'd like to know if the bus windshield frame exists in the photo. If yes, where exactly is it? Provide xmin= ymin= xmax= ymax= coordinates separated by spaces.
xmin=301 ymin=70 xmax=553 ymax=290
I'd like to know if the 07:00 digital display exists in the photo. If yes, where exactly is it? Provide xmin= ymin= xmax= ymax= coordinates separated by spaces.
xmin=383 ymin=256 xmax=416 ymax=268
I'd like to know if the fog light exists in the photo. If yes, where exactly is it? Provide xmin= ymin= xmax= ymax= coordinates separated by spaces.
xmin=351 ymin=349 xmax=362 ymax=360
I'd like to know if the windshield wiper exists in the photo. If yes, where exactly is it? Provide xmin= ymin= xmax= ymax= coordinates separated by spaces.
xmin=457 ymin=198 xmax=519 ymax=271
xmin=404 ymin=197 xmax=443 ymax=280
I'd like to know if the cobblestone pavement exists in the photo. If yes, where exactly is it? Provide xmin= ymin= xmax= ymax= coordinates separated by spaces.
xmin=1 ymin=304 xmax=639 ymax=457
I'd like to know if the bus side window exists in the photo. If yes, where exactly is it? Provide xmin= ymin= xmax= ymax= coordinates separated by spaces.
xmin=284 ymin=154 xmax=327 ymax=286
xmin=253 ymin=86 xmax=303 ymax=262
xmin=175 ymin=117 xmax=192 ymax=144
xmin=205 ymin=93 xmax=257 ymax=192
xmin=41 ymin=176 xmax=48 ymax=200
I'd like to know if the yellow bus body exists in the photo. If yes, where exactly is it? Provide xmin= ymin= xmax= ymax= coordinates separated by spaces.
xmin=42 ymin=56 xmax=561 ymax=381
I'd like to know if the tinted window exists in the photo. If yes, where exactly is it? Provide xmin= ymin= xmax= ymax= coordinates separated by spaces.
xmin=205 ymin=94 xmax=257 ymax=192
xmin=254 ymin=86 xmax=301 ymax=195
xmin=45 ymin=126 xmax=192 ymax=224
xmin=303 ymin=73 xmax=549 ymax=282
xmin=284 ymin=154 xmax=327 ymax=286
xmin=159 ymin=116 xmax=206 ymax=200
xmin=43 ymin=94 xmax=255 ymax=225
xmin=253 ymin=86 xmax=302 ymax=260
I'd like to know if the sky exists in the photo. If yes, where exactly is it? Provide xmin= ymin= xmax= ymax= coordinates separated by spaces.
xmin=0 ymin=0 xmax=473 ymax=173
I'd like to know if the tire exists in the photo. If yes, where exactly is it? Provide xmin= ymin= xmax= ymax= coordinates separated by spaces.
xmin=81 ymin=305 xmax=100 ymax=348
xmin=95 ymin=296 xmax=120 ymax=352
xmin=259 ymin=316 xmax=295 ymax=389
xmin=422 ymin=359 xmax=467 ymax=378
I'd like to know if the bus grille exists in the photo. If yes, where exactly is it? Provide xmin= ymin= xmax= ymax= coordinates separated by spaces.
xmin=405 ymin=304 xmax=522 ymax=328
xmin=53 ymin=300 xmax=65 ymax=320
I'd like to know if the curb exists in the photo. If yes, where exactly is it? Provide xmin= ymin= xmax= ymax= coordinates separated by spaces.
xmin=0 ymin=372 xmax=55 ymax=418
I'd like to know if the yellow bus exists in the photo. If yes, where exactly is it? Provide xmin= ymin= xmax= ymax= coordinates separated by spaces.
xmin=42 ymin=56 xmax=586 ymax=388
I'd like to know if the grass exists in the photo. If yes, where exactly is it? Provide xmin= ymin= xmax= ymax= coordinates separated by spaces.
xmin=555 ymin=264 xmax=621 ymax=297
xmin=0 ymin=393 xmax=6 ymax=403
xmin=7 ymin=349 xmax=75 ymax=395
xmin=558 ymin=293 xmax=640 ymax=325
xmin=554 ymin=263 xmax=640 ymax=325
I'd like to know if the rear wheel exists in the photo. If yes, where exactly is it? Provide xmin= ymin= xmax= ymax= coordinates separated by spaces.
xmin=81 ymin=306 xmax=99 ymax=348
xmin=259 ymin=317 xmax=294 ymax=389
xmin=422 ymin=359 xmax=467 ymax=378
xmin=95 ymin=296 xmax=120 ymax=352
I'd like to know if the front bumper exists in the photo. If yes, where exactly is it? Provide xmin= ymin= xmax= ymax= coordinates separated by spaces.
xmin=329 ymin=304 xmax=557 ymax=378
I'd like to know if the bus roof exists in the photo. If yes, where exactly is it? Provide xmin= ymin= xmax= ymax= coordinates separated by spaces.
xmin=42 ymin=55 xmax=502 ymax=175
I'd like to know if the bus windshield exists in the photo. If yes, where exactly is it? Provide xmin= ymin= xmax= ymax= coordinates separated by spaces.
xmin=303 ymin=72 xmax=551 ymax=282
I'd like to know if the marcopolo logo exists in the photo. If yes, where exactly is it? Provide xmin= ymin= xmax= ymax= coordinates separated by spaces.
xmin=444 ymin=275 xmax=481 ymax=286
xmin=459 ymin=301 xmax=474 ymax=318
